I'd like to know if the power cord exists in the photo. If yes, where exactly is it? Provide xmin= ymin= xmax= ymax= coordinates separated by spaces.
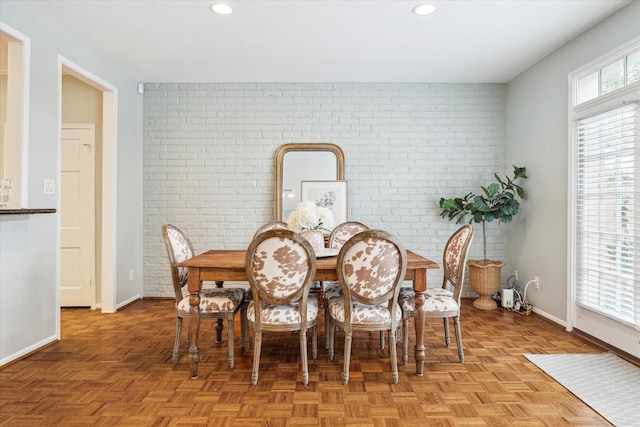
xmin=504 ymin=275 xmax=533 ymax=316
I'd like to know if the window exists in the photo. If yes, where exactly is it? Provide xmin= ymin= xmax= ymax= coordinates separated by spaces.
xmin=571 ymin=37 xmax=640 ymax=331
xmin=576 ymin=47 xmax=640 ymax=104
xmin=628 ymin=49 xmax=640 ymax=85
xmin=575 ymin=103 xmax=639 ymax=328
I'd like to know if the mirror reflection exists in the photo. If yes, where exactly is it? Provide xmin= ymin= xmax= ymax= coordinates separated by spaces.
xmin=275 ymin=143 xmax=344 ymax=222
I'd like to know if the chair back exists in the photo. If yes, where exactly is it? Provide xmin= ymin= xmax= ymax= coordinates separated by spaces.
xmin=162 ymin=224 xmax=195 ymax=303
xmin=252 ymin=221 xmax=288 ymax=239
xmin=337 ymin=229 xmax=407 ymax=312
xmin=245 ymin=229 xmax=317 ymax=327
xmin=443 ymin=225 xmax=475 ymax=301
xmin=300 ymin=229 xmax=325 ymax=252
xmin=329 ymin=221 xmax=369 ymax=249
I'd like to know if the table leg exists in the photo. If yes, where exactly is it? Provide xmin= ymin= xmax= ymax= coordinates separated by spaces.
xmin=215 ymin=281 xmax=224 ymax=343
xmin=188 ymin=267 xmax=202 ymax=379
xmin=413 ymin=269 xmax=427 ymax=376
xmin=413 ymin=290 xmax=426 ymax=376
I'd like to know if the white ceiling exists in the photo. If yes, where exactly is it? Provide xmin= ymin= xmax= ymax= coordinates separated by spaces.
xmin=20 ymin=0 xmax=631 ymax=83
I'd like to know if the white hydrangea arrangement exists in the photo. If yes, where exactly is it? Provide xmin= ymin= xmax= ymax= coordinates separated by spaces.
xmin=286 ymin=200 xmax=335 ymax=233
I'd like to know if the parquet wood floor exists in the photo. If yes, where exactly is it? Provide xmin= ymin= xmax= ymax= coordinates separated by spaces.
xmin=1 ymin=298 xmax=613 ymax=426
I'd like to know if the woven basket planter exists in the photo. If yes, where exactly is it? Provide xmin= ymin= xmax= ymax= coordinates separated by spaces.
xmin=468 ymin=259 xmax=504 ymax=310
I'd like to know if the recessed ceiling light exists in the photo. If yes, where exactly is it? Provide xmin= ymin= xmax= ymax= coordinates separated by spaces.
xmin=412 ymin=4 xmax=437 ymax=16
xmin=210 ymin=3 xmax=234 ymax=15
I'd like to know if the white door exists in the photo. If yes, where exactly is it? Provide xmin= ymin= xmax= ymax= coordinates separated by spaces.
xmin=60 ymin=125 xmax=95 ymax=307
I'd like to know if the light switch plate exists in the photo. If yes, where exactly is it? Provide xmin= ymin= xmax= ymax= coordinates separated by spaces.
xmin=43 ymin=179 xmax=56 ymax=195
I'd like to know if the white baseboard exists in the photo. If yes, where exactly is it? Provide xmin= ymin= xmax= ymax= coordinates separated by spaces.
xmin=116 ymin=294 xmax=141 ymax=310
xmin=0 ymin=334 xmax=58 ymax=367
xmin=532 ymin=306 xmax=567 ymax=328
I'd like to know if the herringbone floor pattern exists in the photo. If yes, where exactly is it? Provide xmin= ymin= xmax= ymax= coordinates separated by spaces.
xmin=1 ymin=298 xmax=612 ymax=426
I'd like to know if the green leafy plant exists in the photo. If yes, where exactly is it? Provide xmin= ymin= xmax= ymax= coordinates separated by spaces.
xmin=439 ymin=165 xmax=527 ymax=260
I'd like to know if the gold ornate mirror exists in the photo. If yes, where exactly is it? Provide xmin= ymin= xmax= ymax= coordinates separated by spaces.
xmin=275 ymin=143 xmax=345 ymax=222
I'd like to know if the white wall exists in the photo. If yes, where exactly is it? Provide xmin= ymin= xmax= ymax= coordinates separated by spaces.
xmin=0 ymin=2 xmax=143 ymax=365
xmin=143 ymin=82 xmax=508 ymax=297
xmin=506 ymin=1 xmax=640 ymax=321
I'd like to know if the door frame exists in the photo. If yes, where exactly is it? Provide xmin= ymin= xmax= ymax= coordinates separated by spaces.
xmin=57 ymin=56 xmax=118 ymax=324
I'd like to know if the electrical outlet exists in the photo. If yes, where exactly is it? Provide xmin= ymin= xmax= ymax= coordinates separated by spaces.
xmin=129 ymin=269 xmax=134 ymax=281
xmin=514 ymin=270 xmax=518 ymax=281
xmin=534 ymin=276 xmax=540 ymax=289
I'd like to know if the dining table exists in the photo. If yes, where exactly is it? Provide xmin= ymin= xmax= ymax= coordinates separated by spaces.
xmin=177 ymin=249 xmax=439 ymax=379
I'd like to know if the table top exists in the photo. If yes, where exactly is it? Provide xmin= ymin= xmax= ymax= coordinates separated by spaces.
xmin=178 ymin=249 xmax=438 ymax=272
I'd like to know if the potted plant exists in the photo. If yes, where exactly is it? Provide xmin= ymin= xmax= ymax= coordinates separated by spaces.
xmin=439 ymin=165 xmax=527 ymax=310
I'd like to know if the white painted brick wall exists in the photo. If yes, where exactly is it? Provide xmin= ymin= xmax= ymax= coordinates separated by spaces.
xmin=144 ymin=83 xmax=507 ymax=298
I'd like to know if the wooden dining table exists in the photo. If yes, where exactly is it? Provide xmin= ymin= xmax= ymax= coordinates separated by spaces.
xmin=177 ymin=249 xmax=439 ymax=379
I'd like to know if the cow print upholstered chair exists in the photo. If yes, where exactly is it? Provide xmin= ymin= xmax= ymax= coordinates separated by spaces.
xmin=252 ymin=221 xmax=289 ymax=239
xmin=327 ymin=229 xmax=407 ymax=385
xmin=245 ymin=229 xmax=318 ymax=386
xmin=328 ymin=221 xmax=369 ymax=250
xmin=162 ymin=224 xmax=245 ymax=368
xmin=398 ymin=224 xmax=474 ymax=365
xmin=323 ymin=221 xmax=370 ymax=349
xmin=240 ymin=221 xmax=291 ymax=350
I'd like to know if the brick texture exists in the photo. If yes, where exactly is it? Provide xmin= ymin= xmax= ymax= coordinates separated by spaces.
xmin=144 ymin=83 xmax=506 ymax=297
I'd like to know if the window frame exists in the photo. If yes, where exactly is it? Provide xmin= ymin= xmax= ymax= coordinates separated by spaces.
xmin=568 ymin=36 xmax=640 ymax=334
xmin=571 ymin=37 xmax=640 ymax=110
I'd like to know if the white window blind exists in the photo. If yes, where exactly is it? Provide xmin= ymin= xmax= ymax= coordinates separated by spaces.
xmin=575 ymin=102 xmax=640 ymax=329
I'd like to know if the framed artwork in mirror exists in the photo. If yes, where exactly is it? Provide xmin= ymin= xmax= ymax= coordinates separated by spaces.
xmin=301 ymin=180 xmax=348 ymax=226
xmin=275 ymin=143 xmax=344 ymax=222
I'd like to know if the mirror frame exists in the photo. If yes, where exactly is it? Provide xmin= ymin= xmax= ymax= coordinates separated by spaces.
xmin=275 ymin=143 xmax=345 ymax=221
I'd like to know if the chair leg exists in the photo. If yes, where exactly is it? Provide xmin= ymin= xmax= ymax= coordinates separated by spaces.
xmin=443 ymin=317 xmax=451 ymax=347
xmin=227 ymin=315 xmax=235 ymax=369
xmin=342 ymin=331 xmax=352 ymax=385
xmin=401 ymin=317 xmax=409 ymax=365
xmin=318 ymin=281 xmax=324 ymax=308
xmin=311 ymin=325 xmax=318 ymax=360
xmin=453 ymin=316 xmax=464 ymax=363
xmin=251 ymin=330 xmax=262 ymax=385
xmin=241 ymin=304 xmax=250 ymax=351
xmin=324 ymin=304 xmax=331 ymax=350
xmin=299 ymin=329 xmax=309 ymax=385
xmin=328 ymin=317 xmax=335 ymax=360
xmin=380 ymin=331 xmax=385 ymax=350
xmin=390 ymin=328 xmax=399 ymax=384
xmin=216 ymin=319 xmax=223 ymax=343
xmin=172 ymin=316 xmax=182 ymax=365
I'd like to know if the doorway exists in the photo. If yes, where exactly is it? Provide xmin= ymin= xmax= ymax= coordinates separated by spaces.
xmin=59 ymin=58 xmax=117 ymax=314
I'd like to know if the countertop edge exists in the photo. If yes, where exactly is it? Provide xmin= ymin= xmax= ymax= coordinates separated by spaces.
xmin=0 ymin=208 xmax=57 ymax=215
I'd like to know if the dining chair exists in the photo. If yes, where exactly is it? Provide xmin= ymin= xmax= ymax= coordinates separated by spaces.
xmin=328 ymin=221 xmax=369 ymax=249
xmin=252 ymin=221 xmax=289 ymax=239
xmin=242 ymin=221 xmax=291 ymax=350
xmin=398 ymin=224 xmax=474 ymax=365
xmin=323 ymin=221 xmax=370 ymax=348
xmin=327 ymin=229 xmax=407 ymax=384
xmin=245 ymin=228 xmax=319 ymax=385
xmin=300 ymin=229 xmax=326 ymax=252
xmin=162 ymin=224 xmax=245 ymax=368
